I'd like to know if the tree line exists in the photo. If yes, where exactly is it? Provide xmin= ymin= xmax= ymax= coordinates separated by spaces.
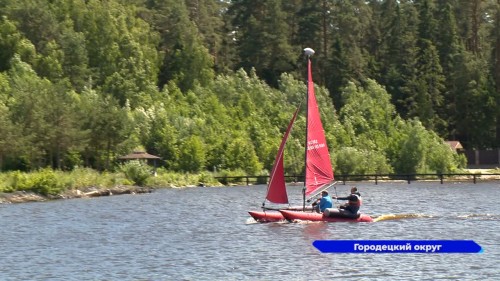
xmin=0 ymin=0 xmax=494 ymax=176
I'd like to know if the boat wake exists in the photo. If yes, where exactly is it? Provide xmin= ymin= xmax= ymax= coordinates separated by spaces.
xmin=245 ymin=217 xmax=259 ymax=224
xmin=245 ymin=217 xmax=289 ymax=224
xmin=456 ymin=213 xmax=500 ymax=220
xmin=373 ymin=213 xmax=433 ymax=222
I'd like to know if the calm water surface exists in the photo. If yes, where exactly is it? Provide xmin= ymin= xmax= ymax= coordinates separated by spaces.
xmin=1 ymin=181 xmax=499 ymax=281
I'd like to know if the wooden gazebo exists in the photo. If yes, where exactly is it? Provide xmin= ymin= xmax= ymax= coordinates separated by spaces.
xmin=118 ymin=151 xmax=162 ymax=174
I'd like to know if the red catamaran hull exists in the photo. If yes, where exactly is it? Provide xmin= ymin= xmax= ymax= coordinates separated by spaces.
xmin=249 ymin=206 xmax=315 ymax=222
xmin=279 ymin=210 xmax=373 ymax=223
xmin=248 ymin=211 xmax=285 ymax=222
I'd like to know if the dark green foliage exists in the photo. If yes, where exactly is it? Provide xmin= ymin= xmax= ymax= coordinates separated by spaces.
xmin=0 ymin=17 xmax=22 ymax=72
xmin=150 ymin=0 xmax=214 ymax=93
xmin=228 ymin=0 xmax=295 ymax=87
xmin=78 ymin=88 xmax=133 ymax=171
xmin=177 ymin=135 xmax=206 ymax=173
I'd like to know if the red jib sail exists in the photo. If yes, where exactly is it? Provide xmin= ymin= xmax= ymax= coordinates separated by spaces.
xmin=265 ymin=105 xmax=301 ymax=204
xmin=304 ymin=58 xmax=334 ymax=197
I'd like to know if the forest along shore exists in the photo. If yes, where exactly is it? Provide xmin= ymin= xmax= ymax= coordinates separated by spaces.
xmin=0 ymin=186 xmax=153 ymax=204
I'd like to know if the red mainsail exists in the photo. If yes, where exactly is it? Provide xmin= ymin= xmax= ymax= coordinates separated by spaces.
xmin=265 ymin=106 xmax=300 ymax=204
xmin=304 ymin=59 xmax=334 ymax=197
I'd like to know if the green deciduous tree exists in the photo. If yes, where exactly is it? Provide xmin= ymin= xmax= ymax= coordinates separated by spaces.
xmin=178 ymin=135 xmax=206 ymax=173
xmin=337 ymin=79 xmax=460 ymax=174
xmin=225 ymin=135 xmax=262 ymax=175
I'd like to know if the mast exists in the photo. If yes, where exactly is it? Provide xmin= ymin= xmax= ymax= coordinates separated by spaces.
xmin=303 ymin=48 xmax=314 ymax=210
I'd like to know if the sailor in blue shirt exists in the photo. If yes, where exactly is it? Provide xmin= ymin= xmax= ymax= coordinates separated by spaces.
xmin=312 ymin=191 xmax=333 ymax=213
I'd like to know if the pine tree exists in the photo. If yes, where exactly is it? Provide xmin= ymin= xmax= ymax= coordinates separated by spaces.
xmin=149 ymin=0 xmax=214 ymax=92
xmin=375 ymin=0 xmax=420 ymax=118
xmin=492 ymin=0 xmax=500 ymax=146
xmin=185 ymin=0 xmax=226 ymax=72
xmin=228 ymin=0 xmax=295 ymax=87
xmin=411 ymin=0 xmax=446 ymax=133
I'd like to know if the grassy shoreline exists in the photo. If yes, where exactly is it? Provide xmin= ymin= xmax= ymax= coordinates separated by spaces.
xmin=1 ymin=167 xmax=498 ymax=204
xmin=0 ymin=185 xmax=154 ymax=204
xmin=0 ymin=167 xmax=227 ymax=204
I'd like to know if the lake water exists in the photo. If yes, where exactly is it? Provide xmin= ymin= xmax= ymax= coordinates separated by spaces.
xmin=0 ymin=181 xmax=499 ymax=281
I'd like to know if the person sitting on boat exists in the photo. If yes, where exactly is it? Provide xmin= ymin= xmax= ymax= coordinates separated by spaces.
xmin=334 ymin=187 xmax=362 ymax=215
xmin=312 ymin=191 xmax=333 ymax=213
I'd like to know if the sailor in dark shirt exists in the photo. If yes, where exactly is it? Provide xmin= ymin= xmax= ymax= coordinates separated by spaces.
xmin=333 ymin=187 xmax=362 ymax=214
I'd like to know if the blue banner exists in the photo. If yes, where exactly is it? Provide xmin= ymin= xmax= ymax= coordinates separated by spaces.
xmin=313 ymin=240 xmax=483 ymax=254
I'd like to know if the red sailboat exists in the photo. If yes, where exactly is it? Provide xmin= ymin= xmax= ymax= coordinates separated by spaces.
xmin=249 ymin=48 xmax=372 ymax=223
xmin=247 ymin=105 xmax=305 ymax=222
